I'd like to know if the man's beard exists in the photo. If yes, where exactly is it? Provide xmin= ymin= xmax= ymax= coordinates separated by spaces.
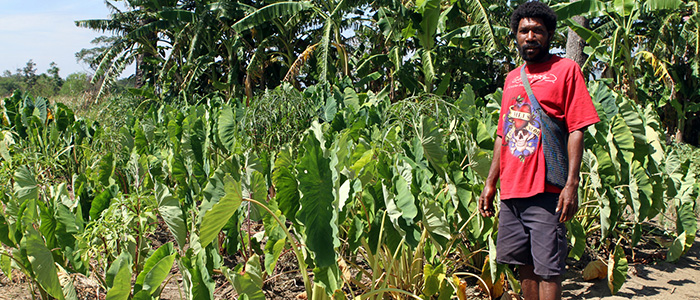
xmin=519 ymin=41 xmax=550 ymax=62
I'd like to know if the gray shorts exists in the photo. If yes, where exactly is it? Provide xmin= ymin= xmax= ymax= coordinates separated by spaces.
xmin=496 ymin=193 xmax=568 ymax=278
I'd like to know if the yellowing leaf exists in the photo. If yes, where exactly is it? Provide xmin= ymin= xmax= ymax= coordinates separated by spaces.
xmin=582 ymin=259 xmax=607 ymax=281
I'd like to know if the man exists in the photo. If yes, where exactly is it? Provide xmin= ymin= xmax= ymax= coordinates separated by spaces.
xmin=478 ymin=2 xmax=600 ymax=300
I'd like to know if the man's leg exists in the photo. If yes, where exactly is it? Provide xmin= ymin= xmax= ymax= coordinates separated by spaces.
xmin=519 ymin=265 xmax=540 ymax=300
xmin=539 ymin=275 xmax=561 ymax=300
xmin=519 ymin=265 xmax=561 ymax=300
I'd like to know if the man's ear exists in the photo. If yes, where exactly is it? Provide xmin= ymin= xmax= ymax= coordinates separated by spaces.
xmin=548 ymin=30 xmax=555 ymax=43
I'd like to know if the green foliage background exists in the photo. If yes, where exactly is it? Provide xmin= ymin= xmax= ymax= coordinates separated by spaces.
xmin=0 ymin=0 xmax=699 ymax=299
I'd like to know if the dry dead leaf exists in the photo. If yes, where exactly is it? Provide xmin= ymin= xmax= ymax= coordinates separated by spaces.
xmin=583 ymin=259 xmax=607 ymax=281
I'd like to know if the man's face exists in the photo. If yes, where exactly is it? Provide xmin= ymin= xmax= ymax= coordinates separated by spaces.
xmin=516 ymin=17 xmax=552 ymax=63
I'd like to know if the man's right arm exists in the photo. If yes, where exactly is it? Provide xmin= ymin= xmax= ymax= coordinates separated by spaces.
xmin=479 ymin=136 xmax=501 ymax=217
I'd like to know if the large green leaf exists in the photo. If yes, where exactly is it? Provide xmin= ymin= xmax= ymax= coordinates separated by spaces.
xmin=89 ymin=188 xmax=114 ymax=220
xmin=567 ymin=219 xmax=587 ymax=261
xmin=459 ymin=0 xmax=501 ymax=50
xmin=666 ymin=231 xmax=687 ymax=262
xmin=394 ymin=171 xmax=418 ymax=224
xmin=272 ymin=149 xmax=300 ymax=223
xmin=96 ymin=153 xmax=115 ymax=187
xmin=217 ymin=105 xmax=238 ymax=152
xmin=553 ymin=0 xmax=606 ymax=20
xmin=295 ymin=134 xmax=338 ymax=268
xmin=224 ymin=254 xmax=265 ymax=300
xmin=417 ymin=117 xmax=447 ymax=177
xmin=644 ymin=0 xmax=682 ymax=10
xmin=231 ymin=1 xmax=313 ymax=33
xmin=180 ymin=250 xmax=214 ymax=300
xmin=135 ymin=242 xmax=176 ymax=294
xmin=628 ymin=160 xmax=652 ymax=222
xmin=199 ymin=174 xmax=242 ymax=249
xmin=156 ymin=182 xmax=187 ymax=248
xmin=13 ymin=166 xmax=38 ymax=202
xmin=22 ymin=228 xmax=64 ymax=300
xmin=106 ymin=256 xmax=132 ymax=300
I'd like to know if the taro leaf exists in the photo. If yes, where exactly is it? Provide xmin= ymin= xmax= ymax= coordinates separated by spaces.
xmin=566 ymin=219 xmax=586 ymax=260
xmin=226 ymin=254 xmax=265 ymax=300
xmin=135 ymin=242 xmax=176 ymax=294
xmin=14 ymin=166 xmax=38 ymax=202
xmin=676 ymin=200 xmax=697 ymax=251
xmin=89 ymin=188 xmax=113 ymax=220
xmin=666 ymin=231 xmax=686 ymax=262
xmin=170 ymin=153 xmax=188 ymax=186
xmin=106 ymin=252 xmax=132 ymax=288
xmin=199 ymin=174 xmax=242 ymax=249
xmin=618 ymin=99 xmax=647 ymax=157
xmin=423 ymin=201 xmax=451 ymax=241
xmin=0 ymin=249 xmax=12 ymax=279
xmin=55 ymin=204 xmax=80 ymax=234
xmin=394 ymin=173 xmax=418 ymax=225
xmin=607 ymin=244 xmax=628 ymax=295
xmin=54 ymin=103 xmax=74 ymax=132
xmin=167 ymin=117 xmax=182 ymax=147
xmin=600 ymin=186 xmax=618 ymax=238
xmin=469 ymin=118 xmax=493 ymax=149
xmin=628 ymin=160 xmax=652 ymax=222
xmin=242 ymin=170 xmax=267 ymax=220
xmin=417 ymin=117 xmax=447 ymax=177
xmin=38 ymin=202 xmax=58 ymax=250
xmin=180 ymin=249 xmax=214 ymax=300
xmin=131 ymin=290 xmax=153 ymax=300
xmin=313 ymin=265 xmax=341 ymax=296
xmin=156 ymin=182 xmax=187 ymax=248
xmin=423 ymin=263 xmax=446 ymax=296
xmin=22 ymin=228 xmax=64 ymax=300
xmin=272 ymin=149 xmax=300 ymax=223
xmin=610 ymin=115 xmax=635 ymax=164
xmin=347 ymin=216 xmax=365 ymax=253
xmin=0 ymin=210 xmax=15 ymax=248
xmin=217 ymin=105 xmax=238 ymax=152
xmin=134 ymin=124 xmax=149 ymax=155
xmin=97 ymin=153 xmax=114 ymax=187
xmin=343 ymin=87 xmax=360 ymax=112
xmin=262 ymin=199 xmax=286 ymax=275
xmin=295 ymin=134 xmax=338 ymax=268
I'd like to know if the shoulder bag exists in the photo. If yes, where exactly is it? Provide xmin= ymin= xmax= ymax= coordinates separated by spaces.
xmin=520 ymin=66 xmax=569 ymax=189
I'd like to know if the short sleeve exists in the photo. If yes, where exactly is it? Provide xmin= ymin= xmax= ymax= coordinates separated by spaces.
xmin=564 ymin=65 xmax=600 ymax=132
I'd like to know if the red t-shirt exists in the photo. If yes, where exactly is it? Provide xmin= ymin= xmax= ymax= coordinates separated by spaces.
xmin=496 ymin=56 xmax=600 ymax=199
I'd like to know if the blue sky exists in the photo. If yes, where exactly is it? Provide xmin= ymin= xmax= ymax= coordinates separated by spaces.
xmin=0 ymin=0 xmax=123 ymax=77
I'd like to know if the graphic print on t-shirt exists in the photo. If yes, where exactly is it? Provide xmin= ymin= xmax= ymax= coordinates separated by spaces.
xmin=503 ymin=95 xmax=541 ymax=162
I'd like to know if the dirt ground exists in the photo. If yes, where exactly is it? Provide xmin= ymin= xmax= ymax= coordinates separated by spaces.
xmin=1 ymin=232 xmax=699 ymax=300
xmin=561 ymin=232 xmax=700 ymax=300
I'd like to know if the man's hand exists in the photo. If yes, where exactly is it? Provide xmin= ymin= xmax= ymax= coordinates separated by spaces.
xmin=556 ymin=183 xmax=578 ymax=222
xmin=479 ymin=184 xmax=497 ymax=217
xmin=557 ymin=129 xmax=585 ymax=223
xmin=479 ymin=136 xmax=502 ymax=218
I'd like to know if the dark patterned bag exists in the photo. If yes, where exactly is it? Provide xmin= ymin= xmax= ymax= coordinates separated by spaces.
xmin=520 ymin=66 xmax=569 ymax=189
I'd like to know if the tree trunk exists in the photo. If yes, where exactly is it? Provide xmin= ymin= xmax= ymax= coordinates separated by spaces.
xmin=565 ymin=0 xmax=589 ymax=68
xmin=134 ymin=54 xmax=145 ymax=89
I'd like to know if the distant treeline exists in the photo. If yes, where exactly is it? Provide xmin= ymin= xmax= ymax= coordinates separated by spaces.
xmin=0 ymin=59 xmax=133 ymax=99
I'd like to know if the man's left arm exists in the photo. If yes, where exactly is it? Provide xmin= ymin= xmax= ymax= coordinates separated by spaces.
xmin=557 ymin=128 xmax=585 ymax=223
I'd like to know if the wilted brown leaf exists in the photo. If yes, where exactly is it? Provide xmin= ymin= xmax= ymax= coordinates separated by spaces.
xmin=583 ymin=259 xmax=607 ymax=281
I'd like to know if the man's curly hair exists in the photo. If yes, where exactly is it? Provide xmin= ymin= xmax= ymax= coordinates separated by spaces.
xmin=510 ymin=1 xmax=558 ymax=34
